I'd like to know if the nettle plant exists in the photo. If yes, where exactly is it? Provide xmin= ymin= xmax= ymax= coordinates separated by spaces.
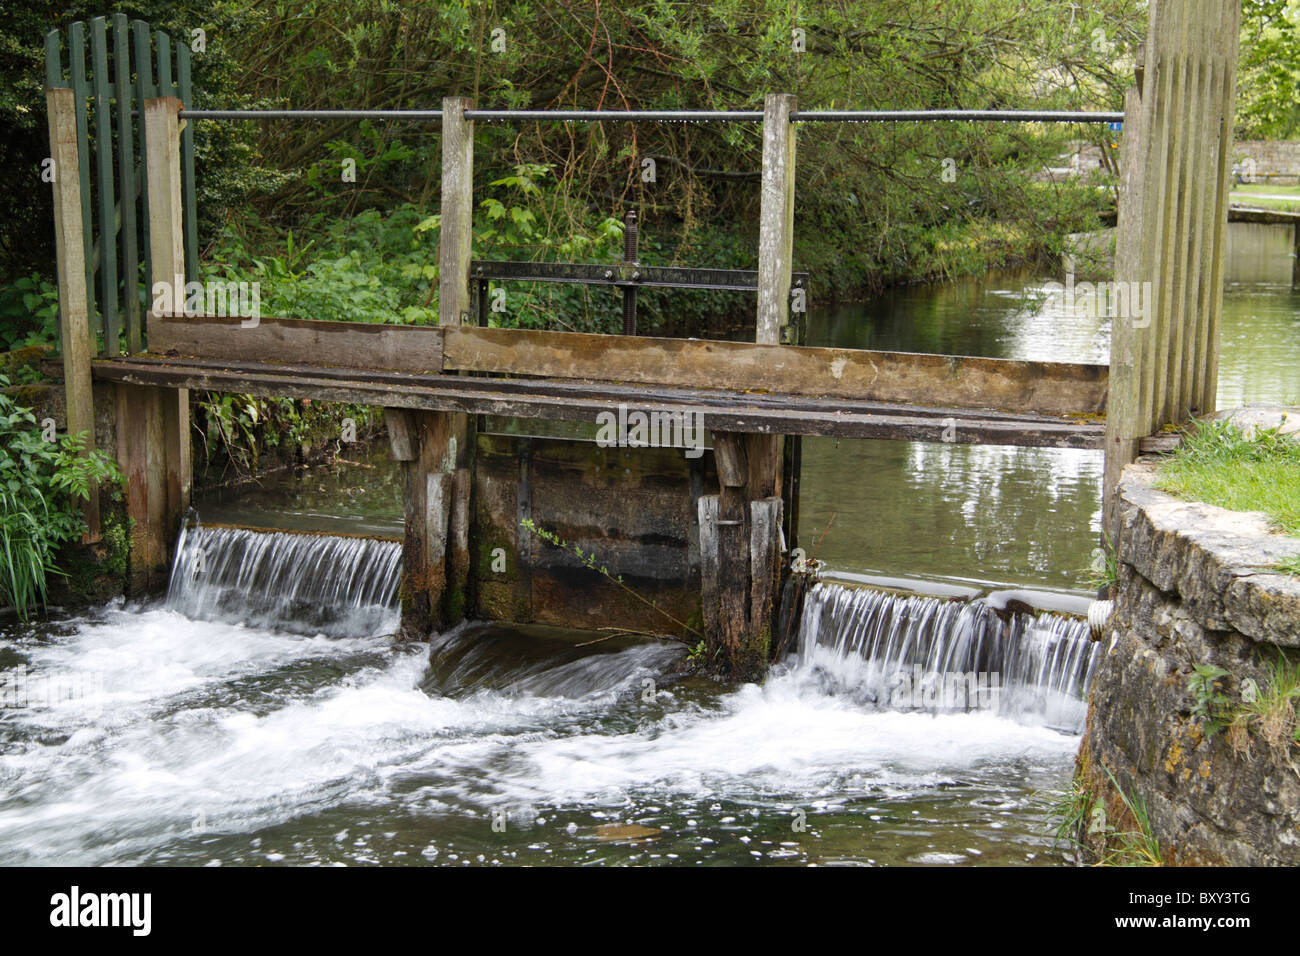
xmin=0 ymin=374 xmax=122 ymax=617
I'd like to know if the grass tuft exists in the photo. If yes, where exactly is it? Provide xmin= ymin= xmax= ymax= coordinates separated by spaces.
xmin=1156 ymin=419 xmax=1300 ymax=536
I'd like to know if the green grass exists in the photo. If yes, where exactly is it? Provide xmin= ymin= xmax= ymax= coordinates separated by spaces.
xmin=1232 ymin=183 xmax=1300 ymax=194
xmin=1231 ymin=183 xmax=1300 ymax=212
xmin=1097 ymin=769 xmax=1163 ymax=867
xmin=1156 ymin=419 xmax=1300 ymax=537
xmin=1047 ymin=771 xmax=1162 ymax=867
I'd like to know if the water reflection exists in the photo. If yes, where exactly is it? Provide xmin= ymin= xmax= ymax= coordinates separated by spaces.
xmin=800 ymin=220 xmax=1299 ymax=590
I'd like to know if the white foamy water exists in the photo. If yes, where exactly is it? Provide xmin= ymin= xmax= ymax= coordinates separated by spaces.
xmin=0 ymin=599 xmax=1078 ymax=866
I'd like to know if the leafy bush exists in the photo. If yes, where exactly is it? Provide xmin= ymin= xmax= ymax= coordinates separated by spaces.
xmin=0 ymin=373 xmax=122 ymax=617
xmin=195 ymin=390 xmax=379 ymax=480
xmin=0 ymin=273 xmax=60 ymax=351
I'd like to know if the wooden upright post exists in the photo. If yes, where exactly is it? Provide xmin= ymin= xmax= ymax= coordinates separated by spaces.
xmin=439 ymin=97 xmax=474 ymax=330
xmin=698 ymin=93 xmax=795 ymax=679
xmin=116 ymin=95 xmax=191 ymax=590
xmin=390 ymin=408 xmax=461 ymax=639
xmin=1293 ymin=223 xmax=1300 ymax=289
xmin=46 ymin=86 xmax=100 ymax=541
xmin=756 ymin=93 xmax=797 ymax=346
xmin=387 ymin=96 xmax=477 ymax=637
xmin=1103 ymin=87 xmax=1151 ymax=544
xmin=1102 ymin=0 xmax=1239 ymax=545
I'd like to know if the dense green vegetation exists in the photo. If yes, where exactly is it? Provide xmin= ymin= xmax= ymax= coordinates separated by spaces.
xmin=2 ymin=1 xmax=1294 ymax=483
xmin=1237 ymin=0 xmax=1300 ymax=140
xmin=0 ymin=373 xmax=122 ymax=617
xmin=4 ymin=1 xmax=1152 ymax=326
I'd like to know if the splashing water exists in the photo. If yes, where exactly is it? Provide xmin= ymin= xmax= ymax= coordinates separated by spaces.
xmin=166 ymin=522 xmax=401 ymax=636
xmin=0 ymin=534 xmax=1088 ymax=866
xmin=796 ymin=582 xmax=1100 ymax=733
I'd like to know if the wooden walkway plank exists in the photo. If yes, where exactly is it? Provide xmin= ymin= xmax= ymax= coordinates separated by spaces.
xmin=91 ymin=356 xmax=1104 ymax=448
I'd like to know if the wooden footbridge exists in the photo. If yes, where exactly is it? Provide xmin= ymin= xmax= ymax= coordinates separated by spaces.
xmin=43 ymin=2 xmax=1245 ymax=678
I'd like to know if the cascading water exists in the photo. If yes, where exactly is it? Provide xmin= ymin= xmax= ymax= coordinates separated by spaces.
xmin=794 ymin=582 xmax=1101 ymax=733
xmin=165 ymin=520 xmax=402 ymax=636
xmin=0 ymin=518 xmax=1097 ymax=865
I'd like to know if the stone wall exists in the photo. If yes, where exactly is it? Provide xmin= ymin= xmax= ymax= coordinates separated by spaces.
xmin=1081 ymin=463 xmax=1300 ymax=865
xmin=1233 ymin=141 xmax=1300 ymax=185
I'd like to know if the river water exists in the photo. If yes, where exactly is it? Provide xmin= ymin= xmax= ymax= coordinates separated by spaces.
xmin=2 ymin=222 xmax=1295 ymax=866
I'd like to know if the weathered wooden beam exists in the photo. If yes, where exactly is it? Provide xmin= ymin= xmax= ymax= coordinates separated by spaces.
xmin=145 ymin=315 xmax=1109 ymax=419
xmin=748 ymin=496 xmax=782 ymax=648
xmin=699 ymin=432 xmax=784 ymax=680
xmin=46 ymin=86 xmax=100 ymax=540
xmin=1104 ymin=87 xmax=1151 ymax=544
xmin=161 ymin=388 xmax=190 ymax=530
xmin=757 ymin=93 xmax=796 ymax=345
xmin=713 ymin=433 xmax=747 ymax=487
xmin=400 ymin=411 xmax=449 ymax=638
xmin=92 ymin=357 xmax=1106 ymax=448
xmin=148 ymin=312 xmax=445 ymax=372
xmin=144 ymin=98 xmax=185 ymax=316
xmin=397 ymin=409 xmax=470 ymax=638
xmin=442 ymin=326 xmax=1108 ymax=417
xmin=1138 ymin=432 xmax=1182 ymax=454
xmin=141 ymin=97 xmax=193 ymax=564
xmin=384 ymin=407 xmax=418 ymax=461
xmin=439 ymin=96 xmax=474 ymax=328
xmin=115 ymin=383 xmax=167 ymax=591
xmin=434 ymin=97 xmax=475 ymax=616
xmin=698 ymin=495 xmax=720 ymax=640
xmin=1200 ymin=0 xmax=1240 ymax=414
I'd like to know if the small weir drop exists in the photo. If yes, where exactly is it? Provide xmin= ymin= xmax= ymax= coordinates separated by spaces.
xmin=166 ymin=520 xmax=402 ymax=636
xmin=795 ymin=582 xmax=1101 ymax=732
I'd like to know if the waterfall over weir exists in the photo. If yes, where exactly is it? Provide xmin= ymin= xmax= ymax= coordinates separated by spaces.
xmin=795 ymin=582 xmax=1101 ymax=733
xmin=166 ymin=522 xmax=402 ymax=636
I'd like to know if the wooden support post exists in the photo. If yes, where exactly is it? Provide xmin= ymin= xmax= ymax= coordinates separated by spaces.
xmin=145 ymin=97 xmax=185 ymax=317
xmin=699 ymin=90 xmax=796 ymax=677
xmin=1104 ymin=87 xmax=1151 ymax=545
xmin=439 ymin=96 xmax=474 ymax=330
xmin=123 ymin=95 xmax=190 ymax=580
xmin=46 ymin=86 xmax=100 ymax=541
xmin=699 ymin=433 xmax=783 ymax=680
xmin=399 ymin=410 xmax=464 ymax=639
xmin=116 ymin=384 xmax=167 ymax=591
xmin=1293 ymin=223 xmax=1300 ymax=289
xmin=756 ymin=93 xmax=797 ymax=346
xmin=1199 ymin=0 xmax=1240 ymax=414
xmin=1102 ymin=0 xmax=1240 ymax=546
xmin=430 ymin=96 xmax=476 ymax=628
xmin=384 ymin=408 xmax=418 ymax=461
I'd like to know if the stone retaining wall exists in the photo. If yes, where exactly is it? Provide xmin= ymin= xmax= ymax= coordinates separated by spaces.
xmin=1081 ymin=463 xmax=1300 ymax=865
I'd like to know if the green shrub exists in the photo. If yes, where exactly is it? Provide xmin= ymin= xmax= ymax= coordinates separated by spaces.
xmin=0 ymin=373 xmax=122 ymax=617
